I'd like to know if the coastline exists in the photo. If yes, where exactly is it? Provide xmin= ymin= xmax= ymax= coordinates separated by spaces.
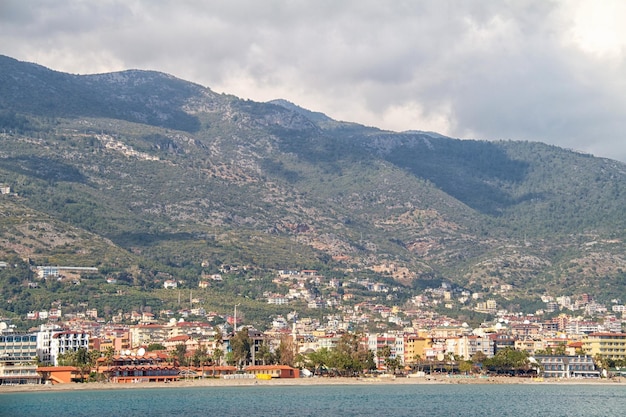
xmin=1 ymin=375 xmax=622 ymax=394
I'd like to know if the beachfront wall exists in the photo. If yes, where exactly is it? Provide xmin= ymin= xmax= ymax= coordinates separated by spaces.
xmin=244 ymin=365 xmax=299 ymax=378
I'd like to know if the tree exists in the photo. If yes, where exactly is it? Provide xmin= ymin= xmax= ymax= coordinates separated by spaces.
xmin=378 ymin=345 xmax=397 ymax=374
xmin=458 ymin=360 xmax=472 ymax=374
xmin=277 ymin=335 xmax=295 ymax=366
xmin=212 ymin=348 xmax=224 ymax=377
xmin=471 ymin=351 xmax=487 ymax=374
xmin=307 ymin=347 xmax=332 ymax=375
xmin=378 ymin=345 xmax=392 ymax=364
xmin=190 ymin=345 xmax=209 ymax=378
xmin=412 ymin=354 xmax=424 ymax=372
xmin=294 ymin=353 xmax=307 ymax=369
xmin=225 ymin=351 xmax=235 ymax=366
xmin=192 ymin=346 xmax=209 ymax=367
xmin=147 ymin=343 xmax=166 ymax=352
xmin=594 ymin=354 xmax=609 ymax=378
xmin=554 ymin=343 xmax=567 ymax=356
xmin=57 ymin=347 xmax=98 ymax=382
xmin=330 ymin=333 xmax=373 ymax=376
xmin=101 ymin=346 xmax=115 ymax=382
xmin=257 ymin=342 xmax=273 ymax=365
xmin=213 ymin=326 xmax=223 ymax=348
xmin=472 ymin=351 xmax=487 ymax=364
xmin=575 ymin=348 xmax=587 ymax=356
xmin=385 ymin=357 xmax=402 ymax=375
xmin=230 ymin=328 xmax=251 ymax=369
xmin=172 ymin=343 xmax=187 ymax=367
xmin=484 ymin=348 xmax=531 ymax=375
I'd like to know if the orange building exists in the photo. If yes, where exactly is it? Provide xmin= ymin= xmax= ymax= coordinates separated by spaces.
xmin=37 ymin=366 xmax=82 ymax=384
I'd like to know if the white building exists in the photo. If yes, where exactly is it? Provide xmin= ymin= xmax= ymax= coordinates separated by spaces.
xmin=49 ymin=331 xmax=90 ymax=366
xmin=35 ymin=324 xmax=61 ymax=365
xmin=163 ymin=280 xmax=178 ymax=289
xmin=267 ymin=295 xmax=289 ymax=305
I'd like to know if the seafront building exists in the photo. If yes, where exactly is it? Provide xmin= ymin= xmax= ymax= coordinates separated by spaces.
xmin=0 ymin=331 xmax=41 ymax=385
xmin=582 ymin=333 xmax=626 ymax=360
xmin=0 ymin=317 xmax=621 ymax=385
xmin=535 ymin=355 xmax=599 ymax=378
xmin=98 ymin=352 xmax=179 ymax=383
xmin=49 ymin=330 xmax=90 ymax=366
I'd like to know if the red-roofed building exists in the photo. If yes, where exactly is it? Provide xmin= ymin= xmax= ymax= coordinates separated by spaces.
xmin=97 ymin=353 xmax=179 ymax=383
xmin=37 ymin=366 xmax=81 ymax=384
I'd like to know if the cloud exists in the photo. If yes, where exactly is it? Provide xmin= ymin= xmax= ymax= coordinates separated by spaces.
xmin=1 ymin=0 xmax=625 ymax=161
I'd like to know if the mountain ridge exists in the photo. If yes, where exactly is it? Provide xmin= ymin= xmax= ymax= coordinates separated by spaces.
xmin=1 ymin=55 xmax=625 ymax=322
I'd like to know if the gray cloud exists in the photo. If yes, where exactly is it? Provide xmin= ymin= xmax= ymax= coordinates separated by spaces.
xmin=1 ymin=0 xmax=625 ymax=161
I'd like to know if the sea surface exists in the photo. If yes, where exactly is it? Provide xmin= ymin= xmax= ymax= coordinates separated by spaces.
xmin=1 ymin=384 xmax=625 ymax=417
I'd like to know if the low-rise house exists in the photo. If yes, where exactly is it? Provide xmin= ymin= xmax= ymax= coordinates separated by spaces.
xmin=164 ymin=335 xmax=197 ymax=353
xmin=37 ymin=366 xmax=81 ymax=384
xmin=244 ymin=365 xmax=299 ymax=378
xmin=197 ymin=365 xmax=237 ymax=378
xmin=163 ymin=280 xmax=178 ymax=289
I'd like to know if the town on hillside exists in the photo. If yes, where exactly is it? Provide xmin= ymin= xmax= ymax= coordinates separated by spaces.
xmin=1 ymin=266 xmax=625 ymax=385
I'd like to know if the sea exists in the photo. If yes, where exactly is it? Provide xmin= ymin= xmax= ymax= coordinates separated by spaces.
xmin=1 ymin=384 xmax=625 ymax=417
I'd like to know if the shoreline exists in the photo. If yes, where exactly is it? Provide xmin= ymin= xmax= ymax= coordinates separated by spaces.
xmin=1 ymin=375 xmax=622 ymax=393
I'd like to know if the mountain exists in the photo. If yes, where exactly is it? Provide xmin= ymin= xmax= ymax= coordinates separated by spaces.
xmin=1 ymin=55 xmax=625 ymax=322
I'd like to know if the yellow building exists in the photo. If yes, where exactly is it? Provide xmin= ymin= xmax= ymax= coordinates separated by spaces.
xmin=583 ymin=333 xmax=626 ymax=360
xmin=404 ymin=335 xmax=432 ymax=364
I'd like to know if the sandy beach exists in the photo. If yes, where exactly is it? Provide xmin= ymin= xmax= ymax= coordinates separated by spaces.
xmin=1 ymin=375 xmax=622 ymax=394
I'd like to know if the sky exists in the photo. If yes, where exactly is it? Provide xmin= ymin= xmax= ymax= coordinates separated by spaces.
xmin=1 ymin=0 xmax=626 ymax=162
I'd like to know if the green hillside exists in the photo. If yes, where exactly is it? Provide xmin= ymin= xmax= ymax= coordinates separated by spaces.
xmin=1 ymin=55 xmax=625 ymax=324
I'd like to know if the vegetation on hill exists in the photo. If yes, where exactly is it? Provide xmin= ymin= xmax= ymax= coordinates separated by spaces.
xmin=1 ymin=54 xmax=625 ymax=323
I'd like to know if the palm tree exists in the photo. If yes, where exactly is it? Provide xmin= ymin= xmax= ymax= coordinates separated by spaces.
xmin=413 ymin=354 xmax=423 ymax=372
xmin=75 ymin=347 xmax=96 ymax=382
xmin=194 ymin=346 xmax=209 ymax=378
xmin=212 ymin=348 xmax=223 ymax=377
xmin=378 ymin=345 xmax=392 ymax=373
xmin=594 ymin=354 xmax=609 ymax=378
xmin=101 ymin=346 xmax=115 ymax=382
xmin=213 ymin=326 xmax=223 ymax=350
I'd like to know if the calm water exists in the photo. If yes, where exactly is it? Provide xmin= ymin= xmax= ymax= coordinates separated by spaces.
xmin=1 ymin=384 xmax=625 ymax=417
